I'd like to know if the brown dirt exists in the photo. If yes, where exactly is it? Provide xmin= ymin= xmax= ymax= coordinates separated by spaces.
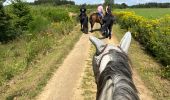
xmin=36 ymin=33 xmax=91 ymax=100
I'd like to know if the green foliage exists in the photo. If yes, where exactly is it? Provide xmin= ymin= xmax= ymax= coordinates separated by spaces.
xmin=0 ymin=5 xmax=78 ymax=86
xmin=0 ymin=1 xmax=15 ymax=42
xmin=161 ymin=66 xmax=170 ymax=80
xmin=44 ymin=9 xmax=70 ymax=22
xmin=28 ymin=15 xmax=50 ymax=33
xmin=115 ymin=8 xmax=170 ymax=19
xmin=115 ymin=11 xmax=170 ymax=79
xmin=34 ymin=0 xmax=75 ymax=5
xmin=131 ymin=2 xmax=170 ymax=8
xmin=12 ymin=0 xmax=32 ymax=31
xmin=30 ymin=6 xmax=70 ymax=22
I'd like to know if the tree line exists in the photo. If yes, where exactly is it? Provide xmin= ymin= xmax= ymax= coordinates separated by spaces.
xmin=131 ymin=2 xmax=170 ymax=8
xmin=114 ymin=2 xmax=170 ymax=9
xmin=34 ymin=0 xmax=75 ymax=5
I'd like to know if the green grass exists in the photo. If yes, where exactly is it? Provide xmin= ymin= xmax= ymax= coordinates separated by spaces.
xmin=81 ymin=46 xmax=96 ymax=100
xmin=113 ymin=24 xmax=170 ymax=100
xmin=115 ymin=8 xmax=170 ymax=19
xmin=81 ymin=31 xmax=100 ymax=100
xmin=0 ymin=5 xmax=81 ymax=99
xmin=0 ymin=25 xmax=82 ymax=100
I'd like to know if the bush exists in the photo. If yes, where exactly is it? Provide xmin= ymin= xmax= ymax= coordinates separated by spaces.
xmin=41 ymin=8 xmax=70 ymax=22
xmin=28 ymin=15 xmax=50 ymax=33
xmin=0 ymin=1 xmax=15 ymax=42
xmin=12 ymin=0 xmax=32 ymax=31
xmin=115 ymin=11 xmax=170 ymax=78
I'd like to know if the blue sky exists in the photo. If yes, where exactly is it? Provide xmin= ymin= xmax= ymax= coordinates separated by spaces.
xmin=3 ymin=0 xmax=170 ymax=6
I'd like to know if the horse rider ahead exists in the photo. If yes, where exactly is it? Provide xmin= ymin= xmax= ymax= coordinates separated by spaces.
xmin=105 ymin=4 xmax=112 ymax=15
xmin=97 ymin=4 xmax=104 ymax=19
xmin=79 ymin=4 xmax=87 ymax=17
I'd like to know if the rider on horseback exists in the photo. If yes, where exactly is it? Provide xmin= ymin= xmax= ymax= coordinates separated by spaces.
xmin=97 ymin=4 xmax=104 ymax=19
xmin=105 ymin=4 xmax=112 ymax=15
xmin=79 ymin=4 xmax=86 ymax=17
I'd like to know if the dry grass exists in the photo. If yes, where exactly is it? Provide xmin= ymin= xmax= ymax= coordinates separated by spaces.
xmin=81 ymin=46 xmax=97 ymax=100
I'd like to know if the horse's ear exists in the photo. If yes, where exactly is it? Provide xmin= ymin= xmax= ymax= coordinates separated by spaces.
xmin=89 ymin=36 xmax=106 ymax=55
xmin=119 ymin=32 xmax=132 ymax=53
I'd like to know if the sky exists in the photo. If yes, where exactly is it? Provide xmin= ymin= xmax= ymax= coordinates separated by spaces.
xmin=3 ymin=0 xmax=170 ymax=6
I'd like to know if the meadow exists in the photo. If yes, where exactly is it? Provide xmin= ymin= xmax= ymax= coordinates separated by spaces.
xmin=115 ymin=8 xmax=170 ymax=19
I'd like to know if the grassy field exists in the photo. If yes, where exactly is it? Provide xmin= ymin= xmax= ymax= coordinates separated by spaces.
xmin=115 ymin=8 xmax=170 ymax=19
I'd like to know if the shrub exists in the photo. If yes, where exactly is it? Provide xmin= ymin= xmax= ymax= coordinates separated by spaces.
xmin=115 ymin=11 xmax=170 ymax=78
xmin=12 ymin=0 xmax=32 ymax=31
xmin=41 ymin=8 xmax=70 ymax=22
xmin=28 ymin=15 xmax=50 ymax=33
xmin=0 ymin=1 xmax=15 ymax=42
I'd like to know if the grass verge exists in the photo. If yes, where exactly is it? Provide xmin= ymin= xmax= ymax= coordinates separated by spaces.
xmin=81 ymin=45 xmax=96 ymax=100
xmin=0 ymin=25 xmax=82 ymax=100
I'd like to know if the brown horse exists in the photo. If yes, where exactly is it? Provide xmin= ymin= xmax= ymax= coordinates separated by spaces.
xmin=89 ymin=13 xmax=103 ymax=32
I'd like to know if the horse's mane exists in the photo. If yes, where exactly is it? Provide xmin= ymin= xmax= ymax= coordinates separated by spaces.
xmin=96 ymin=50 xmax=139 ymax=100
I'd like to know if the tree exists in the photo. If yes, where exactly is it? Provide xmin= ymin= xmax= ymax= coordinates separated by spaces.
xmin=121 ymin=3 xmax=127 ymax=9
xmin=0 ymin=0 xmax=13 ymax=42
xmin=12 ymin=0 xmax=32 ymax=31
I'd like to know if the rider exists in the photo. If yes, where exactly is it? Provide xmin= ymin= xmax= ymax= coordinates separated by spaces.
xmin=79 ymin=4 xmax=86 ymax=17
xmin=105 ymin=4 xmax=112 ymax=15
xmin=97 ymin=4 xmax=104 ymax=19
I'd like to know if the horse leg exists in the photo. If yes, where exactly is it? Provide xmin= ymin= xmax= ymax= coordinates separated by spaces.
xmin=108 ymin=25 xmax=112 ymax=39
xmin=81 ymin=23 xmax=83 ymax=31
xmin=90 ymin=22 xmax=94 ymax=32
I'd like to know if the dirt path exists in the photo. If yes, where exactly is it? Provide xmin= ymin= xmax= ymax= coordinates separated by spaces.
xmin=36 ymin=32 xmax=91 ymax=100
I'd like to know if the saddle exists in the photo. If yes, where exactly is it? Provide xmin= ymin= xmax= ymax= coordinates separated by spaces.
xmin=97 ymin=12 xmax=103 ymax=19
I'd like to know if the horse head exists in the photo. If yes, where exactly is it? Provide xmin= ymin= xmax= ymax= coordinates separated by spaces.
xmin=89 ymin=32 xmax=139 ymax=100
xmin=90 ymin=32 xmax=132 ymax=79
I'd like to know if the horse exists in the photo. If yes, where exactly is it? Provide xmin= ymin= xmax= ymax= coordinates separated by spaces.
xmin=89 ymin=13 xmax=103 ymax=32
xmin=79 ymin=13 xmax=88 ymax=34
xmin=89 ymin=32 xmax=140 ymax=100
xmin=101 ymin=13 xmax=116 ymax=39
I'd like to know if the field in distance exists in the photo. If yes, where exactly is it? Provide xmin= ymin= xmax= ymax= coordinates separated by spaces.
xmin=115 ymin=8 xmax=170 ymax=19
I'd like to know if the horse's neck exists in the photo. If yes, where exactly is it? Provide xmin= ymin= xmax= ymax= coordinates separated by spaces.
xmin=99 ymin=79 xmax=113 ymax=100
xmin=98 ymin=55 xmax=114 ymax=100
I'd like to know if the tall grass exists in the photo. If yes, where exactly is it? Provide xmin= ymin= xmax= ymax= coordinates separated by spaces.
xmin=0 ymin=5 xmax=79 ymax=86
